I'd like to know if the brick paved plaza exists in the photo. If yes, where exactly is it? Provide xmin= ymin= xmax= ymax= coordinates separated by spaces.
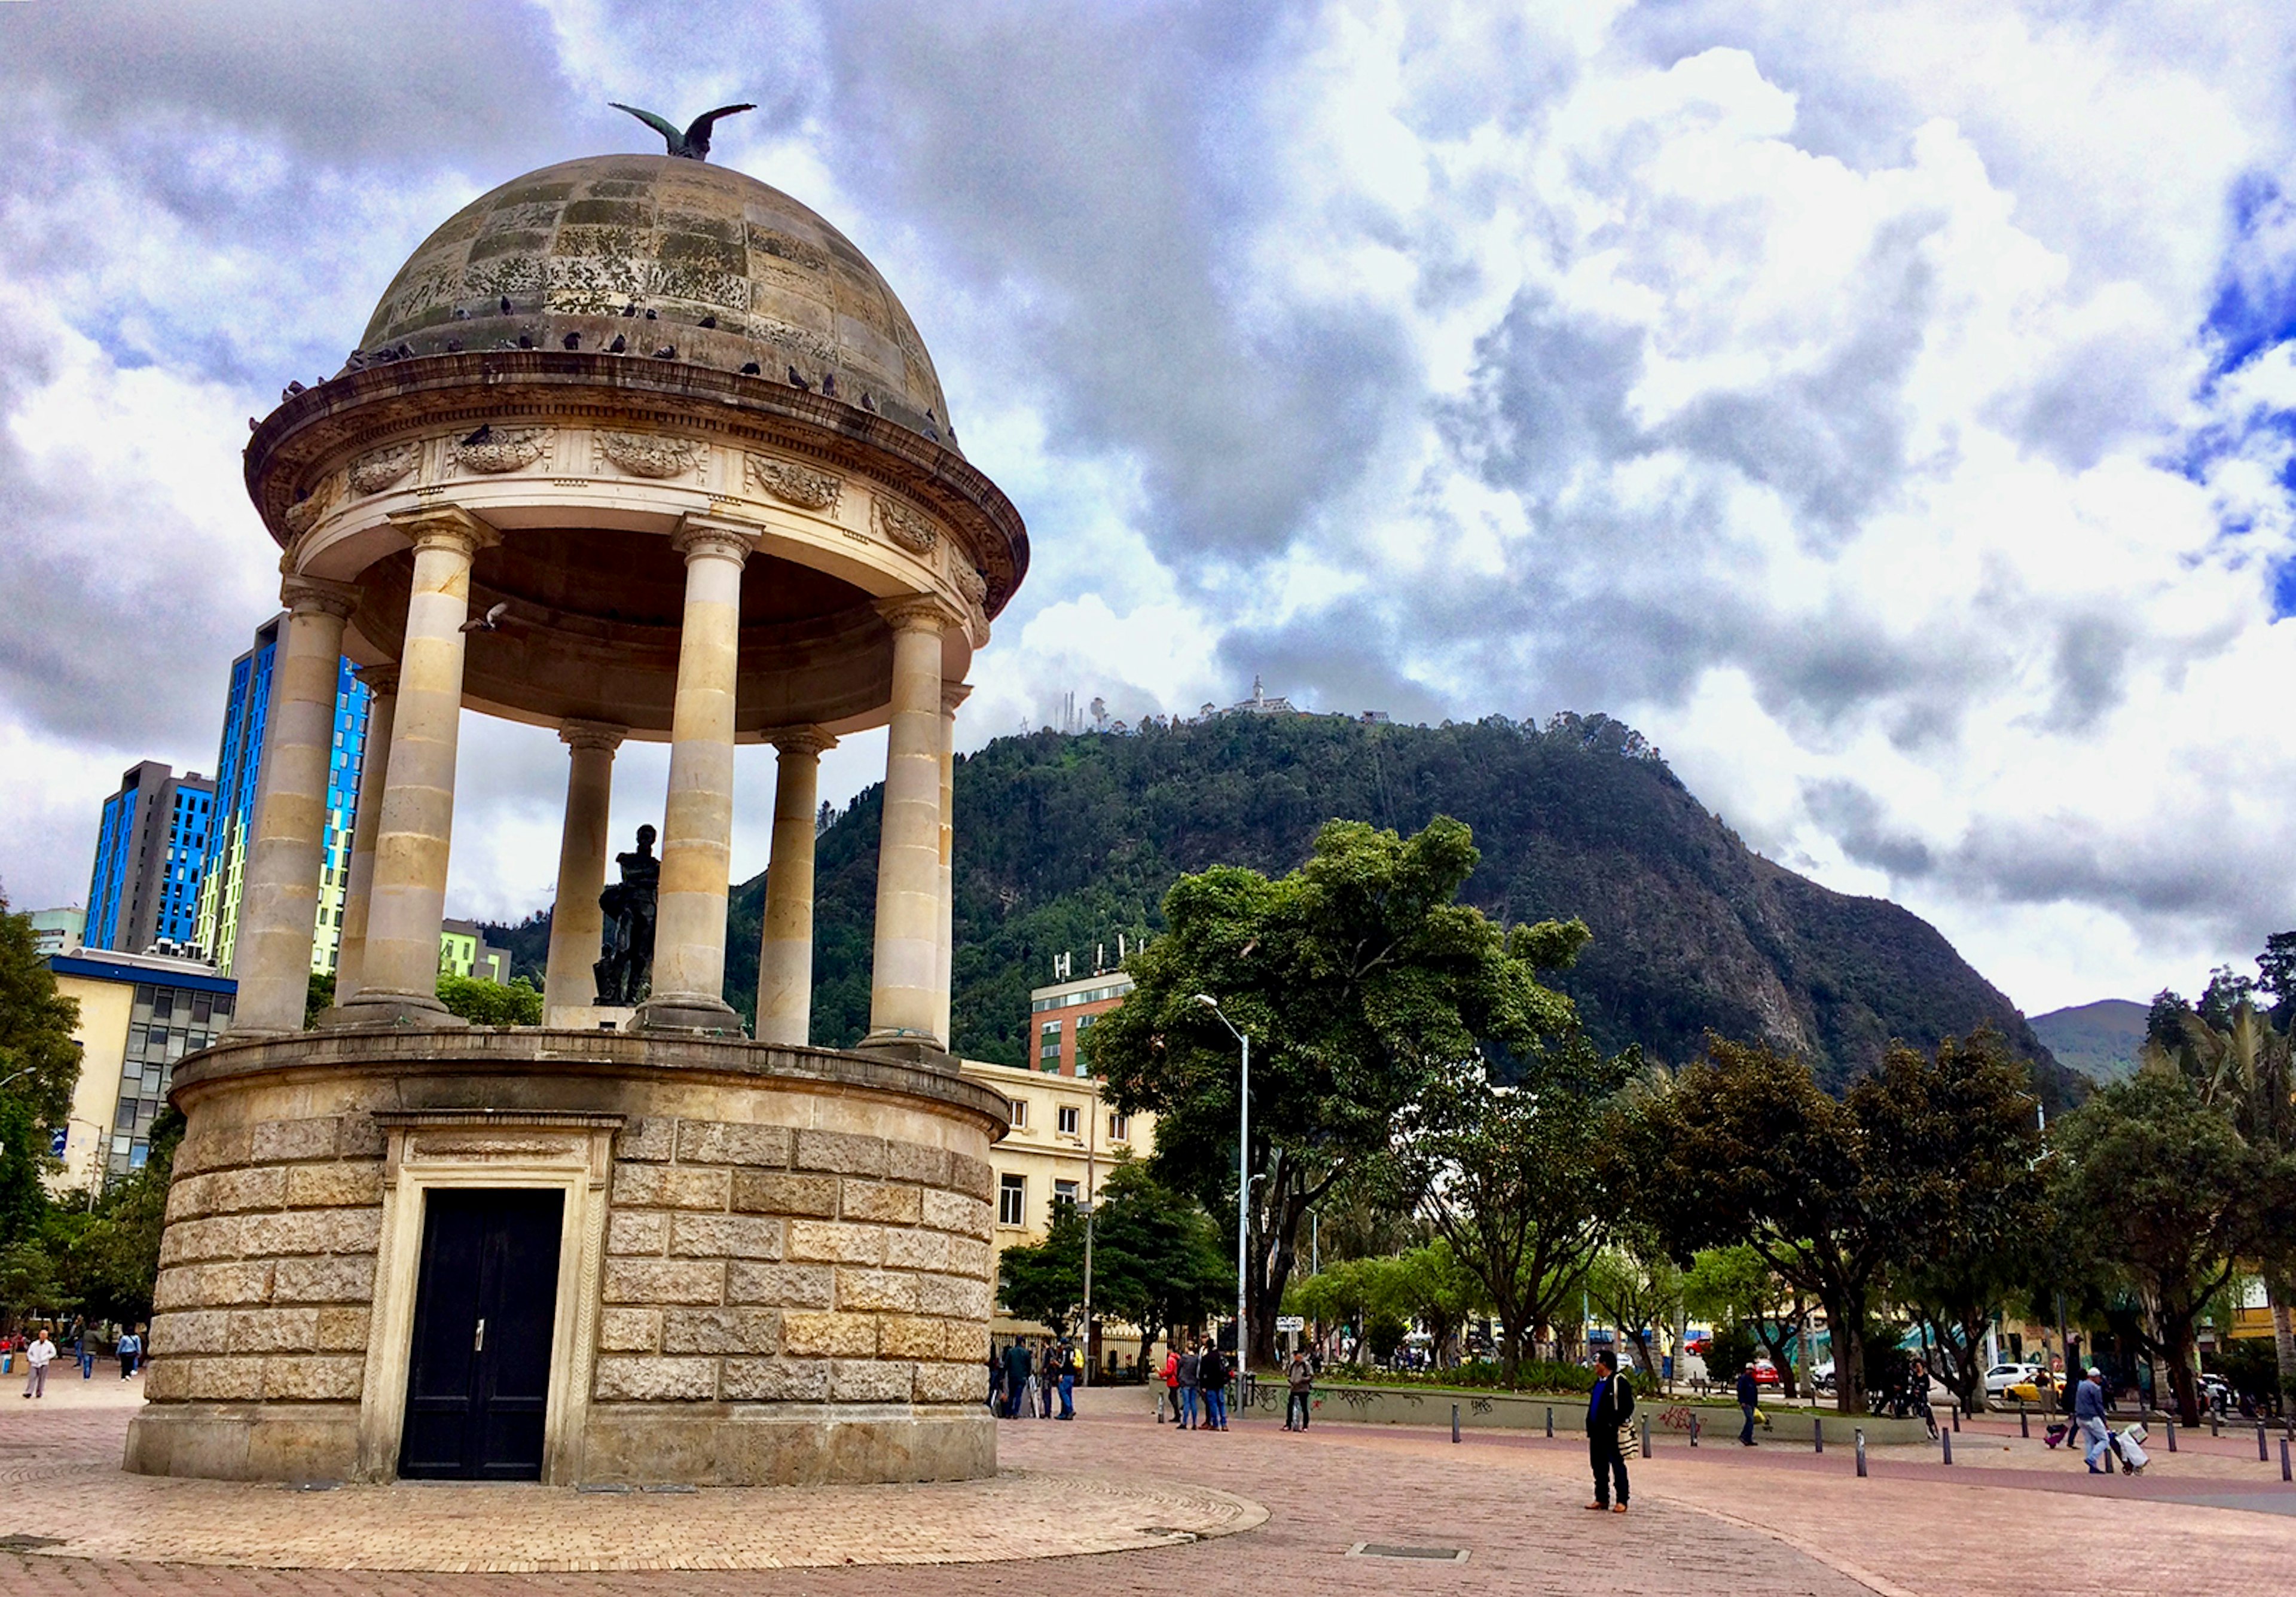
xmin=2 ymin=1376 xmax=2291 ymax=1594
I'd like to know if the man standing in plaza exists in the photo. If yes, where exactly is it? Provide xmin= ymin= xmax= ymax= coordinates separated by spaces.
xmin=1052 ymin=1337 xmax=1077 ymax=1420
xmin=2075 ymin=1366 xmax=2112 ymax=1473
xmin=21 ymin=1325 xmax=54 ymax=1399
xmin=1003 ymin=1338 xmax=1034 ymax=1419
xmin=1736 ymin=1361 xmax=1761 ymax=1445
xmin=1586 ymin=1351 xmax=1632 ymax=1512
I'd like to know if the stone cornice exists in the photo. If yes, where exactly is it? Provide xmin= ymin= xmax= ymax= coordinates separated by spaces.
xmin=353 ymin=663 xmax=401 ymax=697
xmin=670 ymin=512 xmax=762 ymax=563
xmin=877 ymin=595 xmax=960 ymax=635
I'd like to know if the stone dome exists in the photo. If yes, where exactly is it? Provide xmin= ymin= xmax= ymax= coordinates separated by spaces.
xmin=354 ymin=155 xmax=958 ymax=449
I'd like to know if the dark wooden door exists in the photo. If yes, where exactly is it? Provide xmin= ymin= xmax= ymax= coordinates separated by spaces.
xmin=398 ymin=1187 xmax=564 ymax=1480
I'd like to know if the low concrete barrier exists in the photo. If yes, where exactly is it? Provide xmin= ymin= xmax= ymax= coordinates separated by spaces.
xmin=1243 ymin=1382 xmax=1944 ymax=1446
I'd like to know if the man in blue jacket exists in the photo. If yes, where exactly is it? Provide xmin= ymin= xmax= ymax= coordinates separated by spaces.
xmin=1585 ymin=1351 xmax=1632 ymax=1513
xmin=1736 ymin=1363 xmax=1761 ymax=1446
xmin=2074 ymin=1367 xmax=2112 ymax=1473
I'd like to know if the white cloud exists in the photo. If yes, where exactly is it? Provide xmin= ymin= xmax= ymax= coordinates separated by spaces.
xmin=3 ymin=0 xmax=2295 ymax=1020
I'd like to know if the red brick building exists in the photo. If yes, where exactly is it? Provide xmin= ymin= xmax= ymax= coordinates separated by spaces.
xmin=1027 ymin=970 xmax=1135 ymax=1074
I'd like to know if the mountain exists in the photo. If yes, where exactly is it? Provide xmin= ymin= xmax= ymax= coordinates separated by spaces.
xmin=494 ymin=712 xmax=2083 ymax=1109
xmin=2028 ymin=998 xmax=2148 ymax=1084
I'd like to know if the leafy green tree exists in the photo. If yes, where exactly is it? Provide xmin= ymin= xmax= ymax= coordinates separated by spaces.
xmin=2138 ymin=994 xmax=2296 ymax=1403
xmin=1089 ymin=816 xmax=1581 ymax=1369
xmin=306 ymin=971 xmax=334 ymax=1028
xmin=1388 ymin=1031 xmax=1628 ymax=1381
xmin=0 ymin=894 xmax=83 ymax=1245
xmin=996 ymin=1158 xmax=1228 ymax=1358
xmin=1867 ymin=1031 xmax=2051 ymax=1418
xmin=1380 ymin=1240 xmax=1486 ymax=1366
xmin=436 ymin=975 xmax=544 ymax=1027
xmin=1587 ymin=1238 xmax=1683 ymax=1384
xmin=2051 ymin=1068 xmax=2271 ymax=1425
xmin=1631 ymin=1039 xmax=1919 ymax=1415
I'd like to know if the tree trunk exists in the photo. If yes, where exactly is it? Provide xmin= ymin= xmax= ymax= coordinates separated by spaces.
xmin=2164 ymin=1312 xmax=2202 ymax=1427
xmin=1833 ymin=1313 xmax=1868 ymax=1416
xmin=2268 ymin=1276 xmax=2295 ymax=1413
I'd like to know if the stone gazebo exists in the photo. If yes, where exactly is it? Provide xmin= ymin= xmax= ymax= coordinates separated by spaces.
xmin=128 ymin=138 xmax=1023 ymax=1487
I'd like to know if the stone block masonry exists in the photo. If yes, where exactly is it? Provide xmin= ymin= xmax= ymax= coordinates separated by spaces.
xmin=597 ymin=1113 xmax=994 ymax=1409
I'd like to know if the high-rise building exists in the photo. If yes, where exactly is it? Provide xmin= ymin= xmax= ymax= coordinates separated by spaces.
xmin=27 ymin=906 xmax=85 ymax=957
xmin=84 ymin=762 xmax=215 ymax=955
xmin=194 ymin=614 xmax=371 ymax=976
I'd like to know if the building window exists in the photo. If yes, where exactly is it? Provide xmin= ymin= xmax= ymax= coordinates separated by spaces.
xmin=1109 ymin=1113 xmax=1131 ymax=1142
xmin=1007 ymin=1097 xmax=1028 ymax=1129
xmin=1054 ymin=1179 xmax=1080 ymax=1209
xmin=1056 ymin=1104 xmax=1080 ymax=1137
xmin=998 ymin=1172 xmax=1027 ymax=1227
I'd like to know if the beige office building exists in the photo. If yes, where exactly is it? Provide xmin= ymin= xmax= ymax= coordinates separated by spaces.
xmin=46 ymin=947 xmax=241 ymax=1185
xmin=957 ymin=1056 xmax=1156 ymax=1371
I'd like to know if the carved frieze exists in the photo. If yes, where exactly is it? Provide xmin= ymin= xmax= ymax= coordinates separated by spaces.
xmin=950 ymin=561 xmax=987 ymax=606
xmin=599 ymin=430 xmax=704 ymax=480
xmin=873 ymin=496 xmax=939 ymax=554
xmin=744 ymin=453 xmax=841 ymax=511
xmin=451 ymin=425 xmax=551 ymax=474
xmin=349 ymin=440 xmax=422 ymax=496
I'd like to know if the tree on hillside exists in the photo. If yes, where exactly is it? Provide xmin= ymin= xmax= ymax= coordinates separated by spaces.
xmin=1088 ymin=816 xmax=1584 ymax=1369
xmin=1386 ymin=1031 xmax=1630 ymax=1381
xmin=1866 ymin=1031 xmax=2051 ymax=1419
xmin=2051 ymin=1068 xmax=2274 ymax=1425
xmin=1631 ymin=1039 xmax=1918 ymax=1416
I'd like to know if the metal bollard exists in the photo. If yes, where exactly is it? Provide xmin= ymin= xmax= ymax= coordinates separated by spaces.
xmin=1640 ymin=1415 xmax=1651 ymax=1458
xmin=2262 ymin=1424 xmax=2271 ymax=1463
xmin=1452 ymin=1404 xmax=1460 ymax=1445
xmin=1942 ymin=1428 xmax=1953 ymax=1465
xmin=1546 ymin=1406 xmax=1553 ymax=1438
xmin=1855 ymin=1428 xmax=1867 ymax=1477
xmin=2282 ymin=1438 xmax=2291 ymax=1483
xmin=1950 ymin=1404 xmax=1959 ymax=1433
xmin=2020 ymin=1404 xmax=2029 ymax=1438
xmin=2211 ymin=1412 xmax=2219 ymax=1437
xmin=1690 ymin=1412 xmax=1700 ymax=1447
xmin=1813 ymin=1417 xmax=1822 ymax=1454
xmin=2166 ymin=1419 xmax=2176 ymax=1452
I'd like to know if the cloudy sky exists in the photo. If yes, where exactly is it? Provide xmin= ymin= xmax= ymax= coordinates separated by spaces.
xmin=4 ymin=0 xmax=2294 ymax=1014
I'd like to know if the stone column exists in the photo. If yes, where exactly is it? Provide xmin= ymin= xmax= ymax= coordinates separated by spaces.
xmin=864 ymin=599 xmax=955 ymax=1051
xmin=335 ymin=505 xmax=497 ymax=1027
xmin=227 ymin=576 xmax=360 ymax=1035
xmin=544 ymin=719 xmax=624 ymax=1025
xmin=636 ymin=516 xmax=756 ymax=1033
xmin=331 ymin=664 xmax=399 ymax=1005
xmin=933 ymin=683 xmax=971 ymax=1048
xmin=753 ymin=728 xmax=836 ymax=1047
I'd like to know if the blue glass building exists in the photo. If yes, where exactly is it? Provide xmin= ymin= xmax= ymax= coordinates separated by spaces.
xmin=194 ymin=615 xmax=371 ymax=975
xmin=84 ymin=761 xmax=215 ymax=954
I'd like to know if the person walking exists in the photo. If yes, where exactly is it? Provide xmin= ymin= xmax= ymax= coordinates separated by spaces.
xmin=1052 ymin=1338 xmax=1077 ymax=1420
xmin=1285 ymin=1351 xmax=1314 ymax=1431
xmin=2075 ymin=1366 xmax=2113 ymax=1473
xmin=1199 ymin=1340 xmax=1229 ymax=1431
xmin=1736 ymin=1361 xmax=1760 ymax=1446
xmin=22 ymin=1326 xmax=56 ymax=1400
xmin=116 ymin=1324 xmax=144 ymax=1380
xmin=1160 ymin=1343 xmax=1181 ymax=1424
xmin=1584 ymin=1350 xmax=1633 ymax=1513
xmin=1177 ymin=1341 xmax=1202 ymax=1430
xmin=987 ymin=1345 xmax=1006 ymax=1412
xmin=1003 ymin=1338 xmax=1034 ymax=1420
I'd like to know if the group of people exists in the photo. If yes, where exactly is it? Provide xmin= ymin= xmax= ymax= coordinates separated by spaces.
xmin=1156 ymin=1337 xmax=1236 ymax=1429
xmin=8 ymin=1321 xmax=144 ymax=1397
xmin=989 ymin=1335 xmax=1080 ymax=1420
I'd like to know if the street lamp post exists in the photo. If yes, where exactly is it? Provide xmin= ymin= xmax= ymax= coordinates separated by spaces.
xmin=1194 ymin=994 xmax=1250 ymax=1378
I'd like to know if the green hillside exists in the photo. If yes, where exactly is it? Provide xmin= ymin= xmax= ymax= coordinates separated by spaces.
xmin=493 ymin=712 xmax=2081 ymax=1108
xmin=2028 ymin=998 xmax=2147 ymax=1083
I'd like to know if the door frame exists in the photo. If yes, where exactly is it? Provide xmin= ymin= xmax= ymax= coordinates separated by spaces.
xmin=357 ymin=1110 xmax=621 ymax=1485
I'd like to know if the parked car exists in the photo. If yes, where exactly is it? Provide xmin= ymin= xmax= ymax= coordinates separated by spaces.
xmin=1812 ymin=1360 xmax=1836 ymax=1393
xmin=1983 ymin=1362 xmax=2043 ymax=1397
xmin=1751 ymin=1358 xmax=1782 ymax=1387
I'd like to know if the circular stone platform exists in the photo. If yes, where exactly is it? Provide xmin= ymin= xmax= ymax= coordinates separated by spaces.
xmin=3 ymin=1462 xmax=1264 ymax=1572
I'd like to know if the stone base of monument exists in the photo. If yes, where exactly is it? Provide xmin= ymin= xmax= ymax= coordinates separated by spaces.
xmin=128 ymin=1028 xmax=1009 ymax=1488
xmin=545 ymin=1003 xmax=639 ymax=1031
